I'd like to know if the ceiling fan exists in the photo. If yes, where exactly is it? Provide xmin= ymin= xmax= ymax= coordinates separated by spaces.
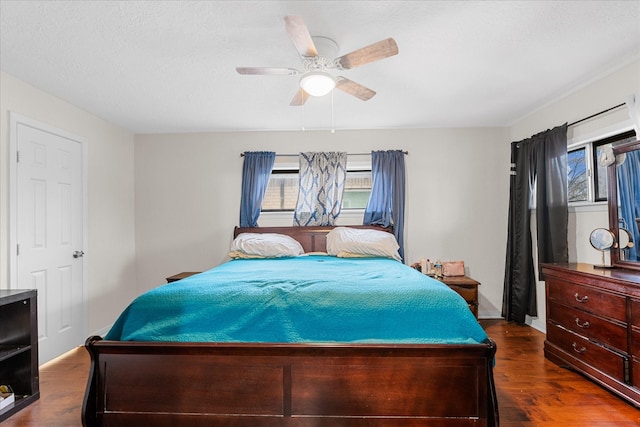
xmin=236 ymin=15 xmax=398 ymax=106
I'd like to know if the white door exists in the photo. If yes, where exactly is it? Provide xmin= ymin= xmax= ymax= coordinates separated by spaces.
xmin=14 ymin=120 xmax=85 ymax=364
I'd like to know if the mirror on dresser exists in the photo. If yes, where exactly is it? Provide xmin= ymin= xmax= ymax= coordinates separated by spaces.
xmin=608 ymin=139 xmax=640 ymax=271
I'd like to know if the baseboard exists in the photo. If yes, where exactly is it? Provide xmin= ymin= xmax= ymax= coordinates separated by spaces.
xmin=478 ymin=310 xmax=503 ymax=320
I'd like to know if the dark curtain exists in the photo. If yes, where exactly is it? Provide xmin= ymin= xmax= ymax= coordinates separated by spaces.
xmin=503 ymin=124 xmax=568 ymax=324
xmin=363 ymin=150 xmax=406 ymax=261
xmin=239 ymin=151 xmax=275 ymax=227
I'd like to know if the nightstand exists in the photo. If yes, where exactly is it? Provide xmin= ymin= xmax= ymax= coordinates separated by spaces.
xmin=166 ymin=272 xmax=201 ymax=283
xmin=437 ymin=276 xmax=480 ymax=319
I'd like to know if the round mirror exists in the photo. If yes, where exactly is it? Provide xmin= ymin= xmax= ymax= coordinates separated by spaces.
xmin=590 ymin=228 xmax=616 ymax=269
xmin=619 ymin=229 xmax=634 ymax=249
xmin=589 ymin=228 xmax=615 ymax=251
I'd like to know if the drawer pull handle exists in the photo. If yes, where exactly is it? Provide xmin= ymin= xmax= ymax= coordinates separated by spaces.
xmin=574 ymin=293 xmax=589 ymax=303
xmin=575 ymin=318 xmax=590 ymax=329
xmin=572 ymin=342 xmax=587 ymax=354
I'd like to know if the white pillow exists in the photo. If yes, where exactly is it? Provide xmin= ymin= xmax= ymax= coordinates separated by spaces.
xmin=229 ymin=233 xmax=304 ymax=258
xmin=326 ymin=227 xmax=401 ymax=261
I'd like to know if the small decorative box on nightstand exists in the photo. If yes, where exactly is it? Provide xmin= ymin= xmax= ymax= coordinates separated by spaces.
xmin=437 ymin=276 xmax=480 ymax=319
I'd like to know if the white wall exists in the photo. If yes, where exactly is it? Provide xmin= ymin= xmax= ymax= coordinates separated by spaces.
xmin=135 ymin=127 xmax=510 ymax=318
xmin=0 ymin=71 xmax=137 ymax=335
xmin=509 ymin=59 xmax=640 ymax=332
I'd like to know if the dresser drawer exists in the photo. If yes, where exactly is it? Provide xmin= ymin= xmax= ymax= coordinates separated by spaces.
xmin=547 ymin=323 xmax=626 ymax=381
xmin=631 ymin=299 xmax=640 ymax=327
xmin=548 ymin=301 xmax=627 ymax=351
xmin=632 ymin=328 xmax=640 ymax=357
xmin=632 ymin=301 xmax=640 ymax=360
xmin=547 ymin=279 xmax=626 ymax=322
xmin=446 ymin=284 xmax=477 ymax=303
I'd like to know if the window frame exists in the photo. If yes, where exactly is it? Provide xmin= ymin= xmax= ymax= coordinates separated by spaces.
xmin=591 ymin=139 xmax=611 ymax=202
xmin=567 ymin=129 xmax=637 ymax=206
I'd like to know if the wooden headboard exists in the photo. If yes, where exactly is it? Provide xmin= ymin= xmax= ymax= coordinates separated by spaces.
xmin=233 ymin=225 xmax=392 ymax=253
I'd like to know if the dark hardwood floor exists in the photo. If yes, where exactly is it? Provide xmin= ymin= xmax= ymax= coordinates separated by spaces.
xmin=484 ymin=319 xmax=640 ymax=426
xmin=2 ymin=319 xmax=639 ymax=426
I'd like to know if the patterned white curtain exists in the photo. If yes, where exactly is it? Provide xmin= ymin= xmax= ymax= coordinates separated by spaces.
xmin=293 ymin=152 xmax=347 ymax=226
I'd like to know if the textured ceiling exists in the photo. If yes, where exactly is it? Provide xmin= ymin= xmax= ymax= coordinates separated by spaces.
xmin=1 ymin=1 xmax=639 ymax=133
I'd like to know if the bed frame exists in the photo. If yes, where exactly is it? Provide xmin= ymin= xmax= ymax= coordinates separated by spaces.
xmin=82 ymin=225 xmax=498 ymax=427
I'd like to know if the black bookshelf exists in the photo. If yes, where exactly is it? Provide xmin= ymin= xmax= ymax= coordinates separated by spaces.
xmin=0 ymin=289 xmax=39 ymax=421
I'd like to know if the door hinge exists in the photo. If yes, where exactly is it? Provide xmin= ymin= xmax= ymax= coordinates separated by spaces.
xmin=16 ymin=244 xmax=20 ymax=256
xmin=16 ymin=151 xmax=20 ymax=163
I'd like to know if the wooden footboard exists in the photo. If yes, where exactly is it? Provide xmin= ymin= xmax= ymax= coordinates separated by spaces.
xmin=82 ymin=337 xmax=498 ymax=427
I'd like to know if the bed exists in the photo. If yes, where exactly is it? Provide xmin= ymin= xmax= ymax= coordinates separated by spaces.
xmin=82 ymin=225 xmax=498 ymax=427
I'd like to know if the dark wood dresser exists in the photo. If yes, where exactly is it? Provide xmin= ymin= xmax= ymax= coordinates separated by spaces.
xmin=542 ymin=263 xmax=640 ymax=407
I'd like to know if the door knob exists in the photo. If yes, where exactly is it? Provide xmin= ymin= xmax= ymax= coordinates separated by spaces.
xmin=73 ymin=250 xmax=85 ymax=258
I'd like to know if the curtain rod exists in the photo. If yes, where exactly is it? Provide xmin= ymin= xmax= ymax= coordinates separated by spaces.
xmin=240 ymin=151 xmax=408 ymax=157
xmin=568 ymin=102 xmax=626 ymax=127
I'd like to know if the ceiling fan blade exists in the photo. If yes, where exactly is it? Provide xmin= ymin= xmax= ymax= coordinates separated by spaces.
xmin=236 ymin=67 xmax=300 ymax=76
xmin=335 ymin=38 xmax=398 ymax=70
xmin=335 ymin=77 xmax=376 ymax=101
xmin=284 ymin=15 xmax=318 ymax=57
xmin=290 ymin=88 xmax=311 ymax=106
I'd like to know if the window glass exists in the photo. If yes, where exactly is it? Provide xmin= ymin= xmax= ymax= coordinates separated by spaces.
xmin=342 ymin=171 xmax=372 ymax=209
xmin=262 ymin=169 xmax=372 ymax=212
xmin=568 ymin=147 xmax=588 ymax=202
xmin=262 ymin=171 xmax=298 ymax=211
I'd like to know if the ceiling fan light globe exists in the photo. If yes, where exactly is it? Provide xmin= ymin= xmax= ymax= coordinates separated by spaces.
xmin=300 ymin=71 xmax=335 ymax=96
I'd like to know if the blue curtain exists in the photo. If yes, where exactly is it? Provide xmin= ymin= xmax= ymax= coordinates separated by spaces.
xmin=239 ymin=151 xmax=276 ymax=227
xmin=363 ymin=150 xmax=406 ymax=261
xmin=617 ymin=149 xmax=640 ymax=261
xmin=294 ymin=152 xmax=347 ymax=226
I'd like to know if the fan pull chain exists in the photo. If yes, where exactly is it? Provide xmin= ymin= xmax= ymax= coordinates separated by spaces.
xmin=301 ymin=98 xmax=305 ymax=131
xmin=331 ymin=90 xmax=335 ymax=133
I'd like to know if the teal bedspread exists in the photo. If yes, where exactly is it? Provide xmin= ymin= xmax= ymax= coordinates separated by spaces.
xmin=105 ymin=255 xmax=488 ymax=344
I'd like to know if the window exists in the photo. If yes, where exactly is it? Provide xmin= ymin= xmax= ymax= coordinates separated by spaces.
xmin=592 ymin=141 xmax=611 ymax=201
xmin=567 ymin=147 xmax=588 ymax=202
xmin=342 ymin=171 xmax=372 ymax=209
xmin=567 ymin=130 xmax=636 ymax=204
xmin=262 ymin=169 xmax=372 ymax=212
xmin=261 ymin=169 xmax=298 ymax=211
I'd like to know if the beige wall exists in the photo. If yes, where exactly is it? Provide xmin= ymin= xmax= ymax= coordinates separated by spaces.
xmin=0 ymin=71 xmax=137 ymax=335
xmin=134 ymin=128 xmax=511 ymax=318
